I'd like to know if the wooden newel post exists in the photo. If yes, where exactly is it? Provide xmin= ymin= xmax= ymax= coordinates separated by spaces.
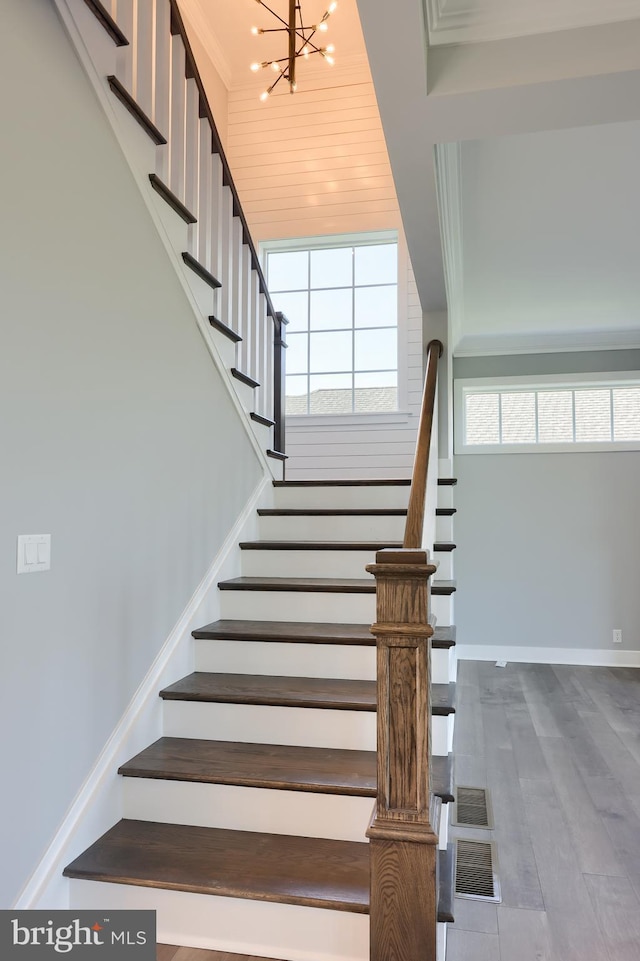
xmin=366 ymin=547 xmax=439 ymax=961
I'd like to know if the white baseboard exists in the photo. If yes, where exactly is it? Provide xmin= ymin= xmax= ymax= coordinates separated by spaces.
xmin=457 ymin=644 xmax=640 ymax=668
xmin=13 ymin=475 xmax=271 ymax=910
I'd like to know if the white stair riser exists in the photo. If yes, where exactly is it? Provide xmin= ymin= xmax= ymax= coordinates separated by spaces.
xmin=438 ymin=807 xmax=450 ymax=851
xmin=163 ymin=701 xmax=377 ymax=751
xmin=433 ymin=552 xmax=453 ymax=579
xmin=431 ymin=594 xmax=454 ymax=625
xmin=433 ymin=715 xmax=454 ymax=757
xmin=231 ymin=377 xmax=256 ymax=412
xmin=435 ymin=516 xmax=454 ymax=541
xmin=437 ymin=922 xmax=447 ymax=961
xmin=437 ymin=488 xmax=455 ymax=510
xmin=69 ymin=881 xmax=369 ymax=961
xmin=122 ymin=778 xmax=373 ymax=842
xmin=241 ymin=550 xmax=380 ymax=580
xmin=219 ymin=590 xmax=376 ymax=624
xmin=207 ymin=329 xmax=237 ymax=371
xmin=258 ymin=515 xmax=406 ymax=541
xmin=194 ymin=639 xmax=453 ymax=683
xmin=272 ymin=486 xmax=410 ymax=511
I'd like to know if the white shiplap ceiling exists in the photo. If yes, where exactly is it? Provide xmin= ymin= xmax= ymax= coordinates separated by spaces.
xmin=426 ymin=0 xmax=640 ymax=46
xmin=181 ymin=0 xmax=367 ymax=89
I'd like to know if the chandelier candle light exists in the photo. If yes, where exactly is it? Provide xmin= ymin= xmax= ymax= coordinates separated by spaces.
xmin=250 ymin=0 xmax=337 ymax=100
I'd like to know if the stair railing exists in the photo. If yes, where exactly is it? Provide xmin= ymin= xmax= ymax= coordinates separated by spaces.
xmin=75 ymin=0 xmax=286 ymax=451
xmin=366 ymin=339 xmax=443 ymax=961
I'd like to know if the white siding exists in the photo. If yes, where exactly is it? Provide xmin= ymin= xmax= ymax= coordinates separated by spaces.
xmin=226 ymin=62 xmax=424 ymax=477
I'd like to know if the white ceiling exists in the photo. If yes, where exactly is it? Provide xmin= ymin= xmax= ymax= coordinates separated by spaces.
xmin=455 ymin=120 xmax=640 ymax=354
xmin=426 ymin=0 xmax=640 ymax=46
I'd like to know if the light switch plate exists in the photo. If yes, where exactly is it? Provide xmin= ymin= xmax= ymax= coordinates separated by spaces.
xmin=17 ymin=534 xmax=51 ymax=574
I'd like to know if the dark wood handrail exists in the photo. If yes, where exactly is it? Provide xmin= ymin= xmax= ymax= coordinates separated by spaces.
xmin=169 ymin=0 xmax=276 ymax=321
xmin=403 ymin=339 xmax=443 ymax=549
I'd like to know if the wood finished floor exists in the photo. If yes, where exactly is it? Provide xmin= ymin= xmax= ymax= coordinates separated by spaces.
xmin=448 ymin=660 xmax=640 ymax=961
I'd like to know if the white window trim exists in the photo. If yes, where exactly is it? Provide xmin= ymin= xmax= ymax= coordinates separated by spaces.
xmin=455 ymin=371 xmax=640 ymax=455
xmin=260 ymin=230 xmax=408 ymax=421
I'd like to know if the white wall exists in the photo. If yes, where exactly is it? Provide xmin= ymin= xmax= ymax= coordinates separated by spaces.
xmin=453 ymin=350 xmax=640 ymax=657
xmin=225 ymin=62 xmax=423 ymax=478
xmin=0 ymin=0 xmax=262 ymax=907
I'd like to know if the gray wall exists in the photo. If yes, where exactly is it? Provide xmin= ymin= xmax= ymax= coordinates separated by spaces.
xmin=0 ymin=0 xmax=262 ymax=906
xmin=453 ymin=351 xmax=640 ymax=653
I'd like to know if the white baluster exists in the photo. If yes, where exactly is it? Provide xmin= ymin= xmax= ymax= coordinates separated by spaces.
xmin=168 ymin=33 xmax=186 ymax=202
xmin=154 ymin=0 xmax=171 ymax=179
xmin=114 ymin=0 xmax=135 ymax=91
xmin=198 ymin=121 xmax=213 ymax=275
xmin=250 ymin=271 xmax=265 ymax=416
xmin=238 ymin=245 xmax=253 ymax=378
xmin=210 ymin=155 xmax=225 ymax=291
xmin=219 ymin=188 xmax=235 ymax=331
xmin=184 ymin=78 xmax=200 ymax=254
xmin=135 ymin=0 xmax=155 ymax=120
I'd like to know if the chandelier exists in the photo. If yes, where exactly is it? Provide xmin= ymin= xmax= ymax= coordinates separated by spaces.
xmin=250 ymin=0 xmax=337 ymax=101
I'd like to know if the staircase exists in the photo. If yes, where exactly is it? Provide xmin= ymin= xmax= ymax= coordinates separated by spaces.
xmin=63 ymin=476 xmax=458 ymax=960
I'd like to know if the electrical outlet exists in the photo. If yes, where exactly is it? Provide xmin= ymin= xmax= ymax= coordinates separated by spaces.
xmin=613 ymin=629 xmax=623 ymax=645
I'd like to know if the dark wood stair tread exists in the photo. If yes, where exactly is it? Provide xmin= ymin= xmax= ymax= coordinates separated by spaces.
xmin=436 ymin=508 xmax=457 ymax=516
xmin=107 ymin=75 xmax=166 ymax=144
xmin=118 ymin=738 xmax=455 ymax=802
xmin=160 ymin=673 xmax=455 ymax=715
xmin=273 ymin=479 xmax=410 ymax=488
xmin=209 ymin=316 xmax=242 ymax=343
xmin=433 ymin=541 xmax=456 ymax=552
xmin=63 ymin=820 xmax=369 ymax=913
xmin=258 ymin=508 xmax=407 ymax=517
xmin=193 ymin=619 xmax=455 ymax=649
xmin=437 ymin=478 xmax=457 ymax=486
xmin=217 ymin=576 xmax=456 ymax=595
xmin=239 ymin=540 xmax=403 ymax=551
xmin=437 ymin=844 xmax=456 ymax=923
xmin=83 ymin=0 xmax=129 ymax=46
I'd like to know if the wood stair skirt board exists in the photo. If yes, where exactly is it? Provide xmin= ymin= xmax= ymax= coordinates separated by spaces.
xmin=192 ymin=619 xmax=456 ymax=649
xmin=217 ymin=576 xmax=456 ymax=596
xmin=231 ymin=368 xmax=260 ymax=389
xmin=118 ymin=737 xmax=455 ymax=803
xmin=159 ymin=672 xmax=456 ymax=716
xmin=209 ymin=316 xmax=242 ymax=343
xmin=106 ymin=76 xmax=166 ymax=144
xmin=149 ymin=174 xmax=197 ymax=224
xmin=181 ymin=252 xmax=221 ymax=289
xmin=83 ymin=0 xmax=129 ymax=45
xmin=64 ymin=820 xmax=454 ymax=921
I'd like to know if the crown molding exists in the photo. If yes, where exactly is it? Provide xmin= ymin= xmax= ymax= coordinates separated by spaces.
xmin=453 ymin=327 xmax=640 ymax=357
xmin=434 ymin=142 xmax=464 ymax=351
xmin=427 ymin=0 xmax=640 ymax=47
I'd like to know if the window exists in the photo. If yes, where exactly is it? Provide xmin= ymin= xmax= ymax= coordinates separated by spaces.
xmin=265 ymin=235 xmax=398 ymax=415
xmin=456 ymin=374 xmax=640 ymax=453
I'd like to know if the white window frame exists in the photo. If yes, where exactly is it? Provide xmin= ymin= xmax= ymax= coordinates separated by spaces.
xmin=261 ymin=230 xmax=412 ymax=420
xmin=455 ymin=371 xmax=640 ymax=455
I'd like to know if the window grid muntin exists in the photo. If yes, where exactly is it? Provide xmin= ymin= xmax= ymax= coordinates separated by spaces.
xmin=267 ymin=241 xmax=398 ymax=415
xmin=463 ymin=383 xmax=640 ymax=448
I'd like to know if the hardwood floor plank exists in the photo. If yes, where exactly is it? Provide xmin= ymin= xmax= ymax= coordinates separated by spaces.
xmin=156 ymin=947 xmax=179 ymax=961
xmin=504 ymin=700 xmax=550 ymax=782
xmin=446 ymin=928 xmax=501 ymax=961
xmin=162 ymin=950 xmax=286 ymax=961
xmin=583 ymin=875 xmax=640 ymax=961
xmin=537 ymin=736 xmax=624 ymax=877
xmin=496 ymin=907 xmax=555 ymax=961
xmin=520 ymin=777 xmax=612 ymax=961
xmin=451 ymin=897 xmax=498 ymax=934
xmin=583 ymin=775 xmax=640 ymax=900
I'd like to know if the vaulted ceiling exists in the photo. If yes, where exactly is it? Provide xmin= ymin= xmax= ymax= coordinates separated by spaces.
xmin=182 ymin=0 xmax=640 ymax=357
